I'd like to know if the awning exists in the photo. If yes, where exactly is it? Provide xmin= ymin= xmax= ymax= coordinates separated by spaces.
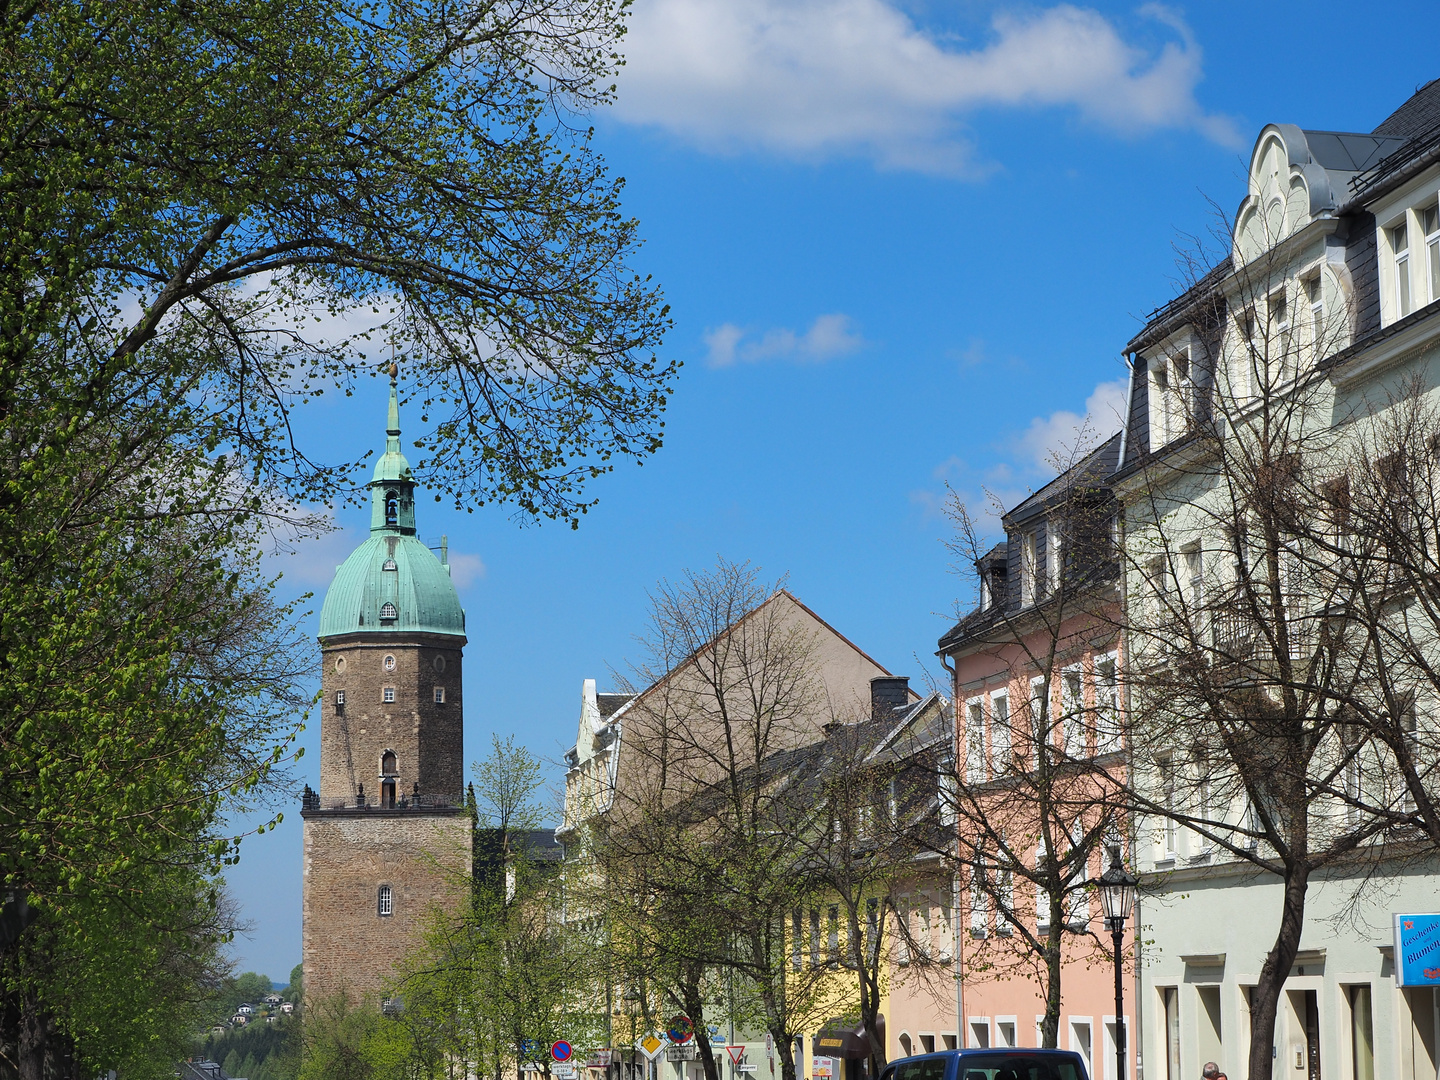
xmin=814 ymin=1017 xmax=885 ymax=1060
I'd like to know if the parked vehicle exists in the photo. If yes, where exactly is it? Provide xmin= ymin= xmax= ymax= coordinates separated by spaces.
xmin=878 ymin=1050 xmax=1089 ymax=1080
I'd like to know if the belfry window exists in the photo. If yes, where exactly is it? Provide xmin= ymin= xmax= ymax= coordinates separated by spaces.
xmin=380 ymin=602 xmax=397 ymax=623
xmin=378 ymin=885 xmax=393 ymax=917
xmin=385 ymin=489 xmax=399 ymax=527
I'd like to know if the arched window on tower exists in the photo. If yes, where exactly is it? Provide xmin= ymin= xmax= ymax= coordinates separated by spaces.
xmin=380 ymin=752 xmax=398 ymax=807
xmin=380 ymin=602 xmax=397 ymax=623
xmin=385 ymin=489 xmax=399 ymax=526
xmin=378 ymin=885 xmax=393 ymax=916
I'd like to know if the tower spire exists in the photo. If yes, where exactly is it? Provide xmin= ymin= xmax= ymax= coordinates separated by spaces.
xmin=370 ymin=362 xmax=416 ymax=534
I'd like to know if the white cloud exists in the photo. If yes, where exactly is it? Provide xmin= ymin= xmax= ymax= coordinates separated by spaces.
xmin=705 ymin=313 xmax=864 ymax=367
xmin=613 ymin=0 xmax=1239 ymax=172
xmin=1016 ymin=377 xmax=1128 ymax=472
xmin=446 ymin=551 xmax=487 ymax=589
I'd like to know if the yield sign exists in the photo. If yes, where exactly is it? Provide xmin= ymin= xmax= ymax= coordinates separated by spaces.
xmin=727 ymin=1048 xmax=746 ymax=1066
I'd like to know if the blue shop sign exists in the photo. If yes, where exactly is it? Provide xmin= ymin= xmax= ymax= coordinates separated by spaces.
xmin=1394 ymin=913 xmax=1440 ymax=987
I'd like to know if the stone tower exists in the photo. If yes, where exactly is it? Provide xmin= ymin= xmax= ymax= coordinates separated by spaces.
xmin=301 ymin=368 xmax=472 ymax=1006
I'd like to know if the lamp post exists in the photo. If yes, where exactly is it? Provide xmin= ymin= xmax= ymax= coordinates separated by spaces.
xmin=1094 ymin=853 xmax=1138 ymax=1080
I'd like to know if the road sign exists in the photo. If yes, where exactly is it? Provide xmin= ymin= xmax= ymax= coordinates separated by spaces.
xmin=552 ymin=1041 xmax=575 ymax=1063
xmin=637 ymin=1036 xmax=666 ymax=1061
xmin=727 ymin=1047 xmax=745 ymax=1065
xmin=520 ymin=1065 xmax=543 ymax=1073
xmin=738 ymin=1067 xmax=757 ymax=1073
xmin=1395 ymin=912 xmax=1440 ymax=986
xmin=764 ymin=1035 xmax=773 ymax=1062
xmin=667 ymin=1016 xmax=694 ymax=1045
xmin=553 ymin=1067 xmax=577 ymax=1079
xmin=521 ymin=1040 xmax=543 ymax=1060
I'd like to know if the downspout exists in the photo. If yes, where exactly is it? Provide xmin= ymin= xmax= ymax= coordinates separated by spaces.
xmin=1116 ymin=354 xmax=1136 ymax=471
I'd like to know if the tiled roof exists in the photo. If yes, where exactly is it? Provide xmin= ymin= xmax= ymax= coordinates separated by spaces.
xmin=1373 ymin=78 xmax=1440 ymax=139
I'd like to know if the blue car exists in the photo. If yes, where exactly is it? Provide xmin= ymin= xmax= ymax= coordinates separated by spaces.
xmin=877 ymin=1049 xmax=1090 ymax=1080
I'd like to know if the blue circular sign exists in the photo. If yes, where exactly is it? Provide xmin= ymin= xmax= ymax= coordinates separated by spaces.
xmin=552 ymin=1041 xmax=574 ymax=1063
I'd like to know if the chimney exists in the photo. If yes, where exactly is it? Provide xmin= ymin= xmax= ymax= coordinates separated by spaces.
xmin=870 ymin=676 xmax=910 ymax=720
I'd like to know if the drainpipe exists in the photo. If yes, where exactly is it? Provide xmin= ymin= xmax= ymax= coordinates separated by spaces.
xmin=937 ymin=650 xmax=962 ymax=1041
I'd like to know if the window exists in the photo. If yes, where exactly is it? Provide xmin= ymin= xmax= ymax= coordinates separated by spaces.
xmin=1349 ymin=984 xmax=1375 ymax=1080
xmin=384 ymin=653 xmax=397 ymax=672
xmin=809 ymin=909 xmax=821 ymax=968
xmin=1061 ymin=667 xmax=1084 ymax=757
xmin=378 ymin=884 xmax=393 ymax=916
xmin=826 ymin=906 xmax=839 ymax=964
xmin=1425 ymin=204 xmax=1440 ymax=305
xmin=936 ymin=899 xmax=953 ymax=960
xmin=990 ymin=689 xmax=1012 ymax=765
xmin=916 ymin=903 xmax=931 ymax=958
xmin=1393 ymin=221 xmax=1413 ymax=318
xmin=380 ymin=601 xmax=398 ymax=623
xmin=965 ymin=698 xmax=986 ymax=782
xmin=1152 ymin=362 xmax=1172 ymax=444
xmin=969 ymin=853 xmax=989 ymax=937
xmin=1304 ymin=274 xmax=1324 ymax=357
xmin=996 ymin=862 xmax=1014 ymax=935
xmin=1094 ymin=654 xmax=1120 ymax=754
xmin=1029 ymin=676 xmax=1049 ymax=751
xmin=1048 ymin=520 xmax=1064 ymax=592
xmin=434 ymin=686 xmax=446 ymax=704
xmin=381 ymin=750 xmax=397 ymax=775
xmin=1166 ymin=350 xmax=1194 ymax=434
xmin=1020 ymin=530 xmax=1039 ymax=606
xmin=1184 ymin=545 xmax=1203 ymax=615
xmin=335 ymin=689 xmax=346 ymax=707
xmin=866 ymin=897 xmax=880 ymax=961
xmin=1159 ymin=755 xmax=1178 ymax=860
xmin=791 ymin=911 xmax=803 ymax=971
xmin=1035 ymin=842 xmax=1051 ymax=931
xmin=895 ymin=899 xmax=910 ymax=964
xmin=383 ymin=686 xmax=396 ymax=703
xmin=1269 ymin=288 xmax=1292 ymax=369
xmin=1066 ymin=821 xmax=1089 ymax=927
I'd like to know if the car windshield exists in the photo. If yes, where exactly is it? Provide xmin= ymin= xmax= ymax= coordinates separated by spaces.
xmin=949 ymin=1056 xmax=1083 ymax=1080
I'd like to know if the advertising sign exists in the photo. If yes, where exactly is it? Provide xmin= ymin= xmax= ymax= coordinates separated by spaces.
xmin=812 ymin=1059 xmax=833 ymax=1079
xmin=637 ymin=1036 xmax=667 ymax=1061
xmin=1394 ymin=912 xmax=1440 ymax=986
xmin=586 ymin=1051 xmax=613 ymax=1069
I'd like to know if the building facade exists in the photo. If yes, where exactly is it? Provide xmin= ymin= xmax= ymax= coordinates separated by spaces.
xmin=1116 ymin=82 xmax=1440 ymax=1080
xmin=938 ymin=435 xmax=1134 ymax=1080
xmin=301 ymin=370 xmax=473 ymax=1005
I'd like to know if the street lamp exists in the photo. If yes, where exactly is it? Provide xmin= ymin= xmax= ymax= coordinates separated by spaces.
xmin=1094 ymin=852 xmax=1138 ymax=1080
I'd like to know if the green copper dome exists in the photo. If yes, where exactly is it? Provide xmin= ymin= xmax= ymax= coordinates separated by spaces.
xmin=318 ymin=372 xmax=466 ymax=641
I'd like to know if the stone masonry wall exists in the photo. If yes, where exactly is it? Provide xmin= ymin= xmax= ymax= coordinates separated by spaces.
xmin=319 ymin=633 xmax=465 ymax=804
xmin=301 ymin=810 xmax=472 ymax=1004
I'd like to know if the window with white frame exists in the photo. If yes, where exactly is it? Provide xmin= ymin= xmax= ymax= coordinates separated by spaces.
xmin=1392 ymin=220 xmax=1413 ymax=319
xmin=1035 ymin=842 xmax=1051 ymax=931
xmin=1425 ymin=203 xmax=1440 ymax=305
xmin=1151 ymin=360 xmax=1171 ymax=445
xmin=1093 ymin=653 xmax=1121 ymax=754
xmin=990 ymin=689 xmax=1012 ymax=766
xmin=382 ymin=685 xmax=396 ymax=703
xmin=965 ymin=697 xmax=986 ymax=782
xmin=1269 ymin=287 xmax=1293 ymax=376
xmin=1169 ymin=350 xmax=1194 ymax=433
xmin=378 ymin=884 xmax=393 ymax=916
xmin=826 ymin=906 xmax=839 ymax=964
xmin=1158 ymin=755 xmax=1178 ymax=860
xmin=1020 ymin=530 xmax=1038 ymax=606
xmin=1029 ymin=676 xmax=1049 ymax=751
xmin=1048 ymin=520 xmax=1064 ymax=593
xmin=1304 ymin=273 xmax=1324 ymax=358
xmin=1061 ymin=667 xmax=1084 ymax=757
xmin=791 ymin=910 xmax=803 ymax=971
xmin=895 ymin=898 xmax=910 ymax=964
xmin=936 ymin=898 xmax=953 ymax=960
xmin=969 ymin=853 xmax=989 ymax=936
xmin=1066 ymin=821 xmax=1089 ymax=926
xmin=1191 ymin=747 xmax=1213 ymax=854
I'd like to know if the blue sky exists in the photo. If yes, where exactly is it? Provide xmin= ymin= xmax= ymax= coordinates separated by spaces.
xmin=226 ymin=0 xmax=1438 ymax=983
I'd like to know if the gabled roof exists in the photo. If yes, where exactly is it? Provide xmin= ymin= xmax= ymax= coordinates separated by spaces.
xmin=1004 ymin=432 xmax=1123 ymax=524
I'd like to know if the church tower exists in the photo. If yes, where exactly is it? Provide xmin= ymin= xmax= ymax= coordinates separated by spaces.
xmin=301 ymin=366 xmax=472 ymax=1006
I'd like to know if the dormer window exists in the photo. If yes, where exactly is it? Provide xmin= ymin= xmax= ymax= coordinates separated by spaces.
xmin=382 ymin=558 xmax=397 ymax=572
xmin=380 ymin=602 xmax=397 ymax=623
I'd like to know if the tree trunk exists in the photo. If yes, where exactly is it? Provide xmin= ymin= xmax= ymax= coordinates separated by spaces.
xmin=17 ymin=990 xmax=46 ymax=1080
xmin=774 ymin=1029 xmax=796 ymax=1080
xmin=681 ymin=980 xmax=718 ymax=1080
xmin=1040 ymin=904 xmax=1064 ymax=1048
xmin=1247 ymin=862 xmax=1309 ymax=1080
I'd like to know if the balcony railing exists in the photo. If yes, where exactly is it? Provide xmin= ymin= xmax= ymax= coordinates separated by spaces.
xmin=301 ymin=784 xmax=462 ymax=812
